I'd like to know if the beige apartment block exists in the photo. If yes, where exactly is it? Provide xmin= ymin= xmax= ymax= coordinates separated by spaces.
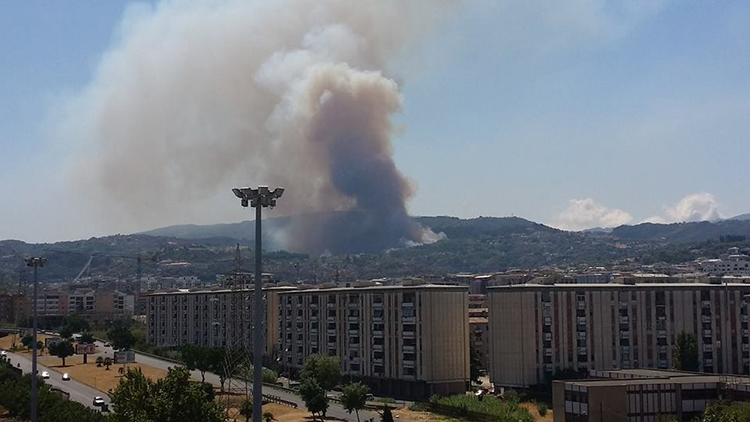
xmin=489 ymin=281 xmax=750 ymax=388
xmin=145 ymin=286 xmax=292 ymax=358
xmin=279 ymin=283 xmax=470 ymax=400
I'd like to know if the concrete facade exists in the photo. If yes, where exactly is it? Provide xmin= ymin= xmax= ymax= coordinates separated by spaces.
xmin=279 ymin=283 xmax=470 ymax=400
xmin=489 ymin=282 xmax=750 ymax=388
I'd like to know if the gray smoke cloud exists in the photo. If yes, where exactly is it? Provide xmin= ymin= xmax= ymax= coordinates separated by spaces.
xmin=62 ymin=0 xmax=450 ymax=254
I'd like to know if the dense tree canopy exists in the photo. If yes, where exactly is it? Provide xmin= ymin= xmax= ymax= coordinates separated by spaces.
xmin=673 ymin=331 xmax=699 ymax=372
xmin=109 ymin=366 xmax=223 ymax=422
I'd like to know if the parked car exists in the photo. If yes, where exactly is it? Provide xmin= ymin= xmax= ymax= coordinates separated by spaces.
xmin=62 ymin=373 xmax=71 ymax=381
xmin=93 ymin=396 xmax=105 ymax=406
xmin=1 ymin=351 xmax=7 ymax=357
xmin=41 ymin=371 xmax=50 ymax=379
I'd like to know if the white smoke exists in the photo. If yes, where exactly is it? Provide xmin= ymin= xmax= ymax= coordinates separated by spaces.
xmin=644 ymin=192 xmax=723 ymax=223
xmin=60 ymin=0 xmax=452 ymax=253
xmin=556 ymin=198 xmax=633 ymax=231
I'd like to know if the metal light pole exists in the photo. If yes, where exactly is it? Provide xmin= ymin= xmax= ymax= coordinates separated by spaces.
xmin=232 ymin=186 xmax=284 ymax=422
xmin=25 ymin=256 xmax=46 ymax=422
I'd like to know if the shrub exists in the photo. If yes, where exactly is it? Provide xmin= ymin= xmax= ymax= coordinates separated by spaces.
xmin=538 ymin=402 xmax=548 ymax=416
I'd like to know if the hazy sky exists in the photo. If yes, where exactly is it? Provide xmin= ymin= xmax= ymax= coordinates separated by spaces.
xmin=1 ymin=0 xmax=749 ymax=243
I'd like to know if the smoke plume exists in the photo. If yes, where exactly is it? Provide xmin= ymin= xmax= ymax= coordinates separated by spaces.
xmin=62 ymin=0 xmax=450 ymax=254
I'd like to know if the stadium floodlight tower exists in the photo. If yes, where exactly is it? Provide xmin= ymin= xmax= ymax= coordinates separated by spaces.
xmin=25 ymin=256 xmax=46 ymax=422
xmin=231 ymin=186 xmax=284 ymax=422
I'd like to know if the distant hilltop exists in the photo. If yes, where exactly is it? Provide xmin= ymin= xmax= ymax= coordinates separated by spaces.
xmin=2 ymin=214 xmax=750 ymax=285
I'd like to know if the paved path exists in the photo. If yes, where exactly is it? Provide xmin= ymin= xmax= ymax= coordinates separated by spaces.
xmin=3 ymin=350 xmax=110 ymax=412
xmin=95 ymin=341 xmax=379 ymax=421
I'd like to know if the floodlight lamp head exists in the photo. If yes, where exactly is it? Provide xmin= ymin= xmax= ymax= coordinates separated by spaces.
xmin=258 ymin=186 xmax=269 ymax=195
xmin=232 ymin=188 xmax=244 ymax=199
xmin=241 ymin=198 xmax=249 ymax=207
xmin=272 ymin=187 xmax=285 ymax=198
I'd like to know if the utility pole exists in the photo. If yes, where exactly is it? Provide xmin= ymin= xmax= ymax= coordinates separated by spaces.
xmin=25 ymin=256 xmax=46 ymax=422
xmin=232 ymin=186 xmax=284 ymax=422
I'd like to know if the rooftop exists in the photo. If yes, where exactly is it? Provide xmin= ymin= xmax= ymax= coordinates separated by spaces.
xmin=559 ymin=369 xmax=750 ymax=388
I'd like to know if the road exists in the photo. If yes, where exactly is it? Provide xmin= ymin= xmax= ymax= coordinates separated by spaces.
xmin=95 ymin=342 xmax=379 ymax=421
xmin=3 ymin=350 xmax=110 ymax=412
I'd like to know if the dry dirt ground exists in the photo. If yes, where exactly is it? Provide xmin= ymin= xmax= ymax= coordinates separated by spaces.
xmin=38 ymin=354 xmax=167 ymax=393
xmin=0 ymin=334 xmax=52 ymax=354
xmin=520 ymin=402 xmax=553 ymax=422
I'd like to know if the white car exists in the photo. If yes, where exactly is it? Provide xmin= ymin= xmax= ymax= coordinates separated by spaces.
xmin=41 ymin=371 xmax=50 ymax=379
xmin=1 ymin=351 xmax=6 ymax=357
xmin=93 ymin=396 xmax=105 ymax=407
xmin=62 ymin=373 xmax=71 ymax=381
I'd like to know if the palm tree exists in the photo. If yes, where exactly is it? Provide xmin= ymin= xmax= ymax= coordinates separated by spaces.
xmin=96 ymin=356 xmax=104 ymax=367
xmin=103 ymin=357 xmax=112 ymax=370
xmin=262 ymin=412 xmax=275 ymax=422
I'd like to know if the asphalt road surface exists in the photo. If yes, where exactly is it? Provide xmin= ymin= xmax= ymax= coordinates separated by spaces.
xmin=94 ymin=341 xmax=379 ymax=421
xmin=3 ymin=350 xmax=110 ymax=412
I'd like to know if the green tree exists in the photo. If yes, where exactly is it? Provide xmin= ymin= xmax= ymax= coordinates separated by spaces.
xmin=180 ymin=344 xmax=212 ymax=383
xmin=109 ymin=366 xmax=223 ymax=422
xmin=701 ymin=401 xmax=750 ymax=422
xmin=59 ymin=327 xmax=73 ymax=340
xmin=21 ymin=334 xmax=33 ymax=349
xmin=96 ymin=356 xmax=104 ymax=367
xmin=49 ymin=340 xmax=74 ymax=367
xmin=381 ymin=406 xmax=394 ymax=422
xmin=240 ymin=399 xmax=253 ymax=422
xmin=103 ymin=357 xmax=112 ymax=370
xmin=63 ymin=314 xmax=90 ymax=333
xmin=107 ymin=323 xmax=135 ymax=350
xmin=207 ymin=347 xmax=231 ymax=391
xmin=470 ymin=345 xmax=482 ymax=383
xmin=299 ymin=377 xmax=328 ymax=421
xmin=37 ymin=341 xmax=44 ymax=355
xmin=672 ymin=331 xmax=699 ymax=371
xmin=80 ymin=332 xmax=95 ymax=344
xmin=341 ymin=382 xmax=369 ymax=422
xmin=262 ymin=411 xmax=275 ymax=422
xmin=301 ymin=353 xmax=341 ymax=391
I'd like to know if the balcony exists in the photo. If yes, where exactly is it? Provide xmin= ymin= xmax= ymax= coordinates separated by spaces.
xmin=327 ymin=302 xmax=336 ymax=308
xmin=402 ymin=360 xmax=415 ymax=368
xmin=348 ymin=302 xmax=360 ymax=309
xmin=577 ymin=332 xmax=587 ymax=340
xmin=310 ymin=303 xmax=318 ymax=309
xmin=744 ymin=329 xmax=749 ymax=337
xmin=373 ymin=358 xmax=383 ymax=364
xmin=702 ymin=315 xmax=712 ymax=324
xmin=544 ymin=348 xmax=553 ymax=357
xmin=701 ymin=301 xmax=712 ymax=308
xmin=402 ymin=331 xmax=415 ymax=340
xmin=402 ymin=302 xmax=414 ymax=308
xmin=373 ymin=344 xmax=384 ymax=351
xmin=403 ymin=345 xmax=415 ymax=353
xmin=704 ymin=345 xmax=713 ymax=352
xmin=703 ymin=330 xmax=713 ymax=338
xmin=402 ymin=316 xmax=416 ymax=324
xmin=373 ymin=330 xmax=383 ymax=337
xmin=577 ymin=302 xmax=586 ymax=310
xmin=348 ymin=316 xmax=359 ymax=322
xmin=657 ymin=330 xmax=667 ymax=339
xmin=743 ymin=315 xmax=749 ymax=323
xmin=578 ymin=347 xmax=588 ymax=355
xmin=620 ymin=317 xmax=629 ymax=325
xmin=619 ymin=302 xmax=628 ymax=310
xmin=744 ymin=344 xmax=750 ymax=352
xmin=327 ymin=329 xmax=336 ymax=335
xmin=327 ymin=316 xmax=336 ymax=323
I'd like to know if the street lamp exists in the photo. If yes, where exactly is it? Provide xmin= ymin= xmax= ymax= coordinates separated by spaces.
xmin=232 ymin=185 xmax=283 ymax=422
xmin=25 ymin=256 xmax=46 ymax=422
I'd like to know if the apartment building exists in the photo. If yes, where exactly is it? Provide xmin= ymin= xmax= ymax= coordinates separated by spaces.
xmin=553 ymin=369 xmax=750 ymax=422
xmin=488 ymin=281 xmax=750 ymax=388
xmin=145 ymin=286 xmax=291 ymax=358
xmin=278 ymin=283 xmax=470 ymax=400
